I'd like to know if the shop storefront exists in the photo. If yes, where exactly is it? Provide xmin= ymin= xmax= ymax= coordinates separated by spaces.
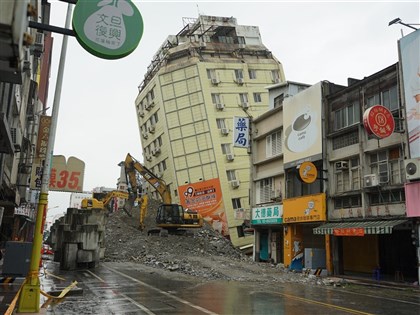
xmin=251 ymin=203 xmax=283 ymax=264
xmin=283 ymin=193 xmax=327 ymax=271
xmin=313 ymin=219 xmax=416 ymax=281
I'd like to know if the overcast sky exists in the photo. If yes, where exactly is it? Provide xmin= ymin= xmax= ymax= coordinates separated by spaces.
xmin=45 ymin=0 xmax=419 ymax=220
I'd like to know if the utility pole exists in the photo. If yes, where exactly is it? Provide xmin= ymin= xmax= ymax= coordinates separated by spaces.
xmin=17 ymin=3 xmax=73 ymax=312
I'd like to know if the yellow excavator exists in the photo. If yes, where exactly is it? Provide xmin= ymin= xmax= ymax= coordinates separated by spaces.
xmin=122 ymin=153 xmax=203 ymax=232
xmin=81 ymin=190 xmax=130 ymax=211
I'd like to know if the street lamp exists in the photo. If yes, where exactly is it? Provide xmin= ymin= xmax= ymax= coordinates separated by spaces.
xmin=388 ymin=18 xmax=418 ymax=30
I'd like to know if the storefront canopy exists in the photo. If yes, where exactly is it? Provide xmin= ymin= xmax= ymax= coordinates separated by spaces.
xmin=313 ymin=219 xmax=408 ymax=235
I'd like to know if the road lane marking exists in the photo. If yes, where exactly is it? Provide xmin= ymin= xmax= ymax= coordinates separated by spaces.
xmin=85 ymin=269 xmax=106 ymax=283
xmin=119 ymin=292 xmax=157 ymax=315
xmin=104 ymin=264 xmax=219 ymax=315
xmin=323 ymin=286 xmax=420 ymax=306
xmin=274 ymin=292 xmax=373 ymax=315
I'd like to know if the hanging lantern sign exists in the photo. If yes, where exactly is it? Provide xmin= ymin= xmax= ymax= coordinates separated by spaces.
xmin=363 ymin=105 xmax=395 ymax=139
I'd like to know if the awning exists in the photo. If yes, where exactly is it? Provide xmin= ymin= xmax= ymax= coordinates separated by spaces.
xmin=313 ymin=219 xmax=407 ymax=235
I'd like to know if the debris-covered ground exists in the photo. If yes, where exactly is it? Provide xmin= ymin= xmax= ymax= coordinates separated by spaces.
xmin=103 ymin=199 xmax=337 ymax=287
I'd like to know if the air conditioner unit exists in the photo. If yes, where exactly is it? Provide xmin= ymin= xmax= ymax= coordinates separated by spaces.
xmin=142 ymin=132 xmax=148 ymax=139
xmin=33 ymin=32 xmax=44 ymax=56
xmin=364 ymin=174 xmax=379 ymax=187
xmin=148 ymin=125 xmax=155 ymax=133
xmin=200 ymin=42 xmax=206 ymax=48
xmin=216 ymin=103 xmax=224 ymax=110
xmin=10 ymin=127 xmax=22 ymax=151
xmin=226 ymin=153 xmax=234 ymax=161
xmin=211 ymin=78 xmax=219 ymax=85
xmin=146 ymin=155 xmax=152 ymax=161
xmin=238 ymin=44 xmax=246 ymax=49
xmin=221 ymin=128 xmax=229 ymax=135
xmin=139 ymin=111 xmax=144 ymax=117
xmin=23 ymin=61 xmax=31 ymax=73
xmin=149 ymin=100 xmax=155 ymax=107
xmin=241 ymin=102 xmax=249 ymax=109
xmin=231 ymin=179 xmax=240 ymax=188
xmin=404 ymin=158 xmax=420 ymax=181
xmin=236 ymin=78 xmax=244 ymax=85
xmin=335 ymin=161 xmax=349 ymax=170
xmin=154 ymin=147 xmax=161 ymax=155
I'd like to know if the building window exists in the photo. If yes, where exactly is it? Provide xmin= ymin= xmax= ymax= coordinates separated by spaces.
xmin=207 ymin=69 xmax=216 ymax=79
xmin=239 ymin=93 xmax=249 ymax=103
xmin=256 ymin=178 xmax=274 ymax=204
xmin=218 ymin=36 xmax=234 ymax=44
xmin=332 ymin=130 xmax=359 ymax=149
xmin=274 ymin=94 xmax=284 ymax=108
xmin=382 ymin=85 xmax=399 ymax=111
xmin=211 ymin=93 xmax=222 ymax=104
xmin=232 ymin=197 xmax=242 ymax=209
xmin=226 ymin=170 xmax=237 ymax=181
xmin=216 ymin=118 xmax=226 ymax=129
xmin=248 ymin=69 xmax=256 ymax=79
xmin=221 ymin=143 xmax=232 ymax=154
xmin=369 ymin=147 xmax=404 ymax=185
xmin=147 ymin=88 xmax=155 ymax=105
xmin=334 ymin=157 xmax=360 ymax=193
xmin=367 ymin=93 xmax=380 ymax=108
xmin=266 ymin=130 xmax=282 ymax=157
xmin=333 ymin=101 xmax=360 ymax=131
xmin=151 ymin=112 xmax=159 ymax=125
xmin=334 ymin=195 xmax=361 ymax=209
xmin=271 ymin=70 xmax=280 ymax=83
xmin=234 ymin=69 xmax=244 ymax=80
xmin=253 ymin=93 xmax=262 ymax=103
xmin=368 ymin=189 xmax=405 ymax=206
xmin=237 ymin=36 xmax=245 ymax=44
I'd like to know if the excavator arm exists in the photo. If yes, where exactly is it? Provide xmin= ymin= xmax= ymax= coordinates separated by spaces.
xmin=122 ymin=153 xmax=203 ymax=231
xmin=124 ymin=153 xmax=171 ymax=203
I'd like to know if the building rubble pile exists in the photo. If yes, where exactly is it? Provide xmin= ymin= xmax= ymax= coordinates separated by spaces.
xmin=103 ymin=198 xmax=337 ymax=286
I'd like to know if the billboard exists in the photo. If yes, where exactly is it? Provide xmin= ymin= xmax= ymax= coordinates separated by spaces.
xmin=283 ymin=193 xmax=326 ymax=223
xmin=178 ymin=178 xmax=228 ymax=235
xmin=30 ymin=155 xmax=85 ymax=192
xmin=399 ymin=29 xmax=420 ymax=158
xmin=283 ymin=82 xmax=323 ymax=168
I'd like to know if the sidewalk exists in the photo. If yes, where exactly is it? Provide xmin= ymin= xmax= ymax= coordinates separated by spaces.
xmin=0 ymin=258 xmax=79 ymax=314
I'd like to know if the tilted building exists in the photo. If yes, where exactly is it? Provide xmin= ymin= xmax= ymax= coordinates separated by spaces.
xmin=134 ymin=15 xmax=285 ymax=247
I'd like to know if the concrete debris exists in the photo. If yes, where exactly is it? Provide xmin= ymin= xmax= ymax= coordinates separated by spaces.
xmin=102 ymin=198 xmax=328 ymax=286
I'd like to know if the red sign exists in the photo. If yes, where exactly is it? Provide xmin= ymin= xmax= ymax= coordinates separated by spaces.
xmin=363 ymin=105 xmax=395 ymax=139
xmin=333 ymin=228 xmax=365 ymax=236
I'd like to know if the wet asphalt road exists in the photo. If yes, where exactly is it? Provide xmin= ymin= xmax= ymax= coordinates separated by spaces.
xmin=39 ymin=261 xmax=420 ymax=315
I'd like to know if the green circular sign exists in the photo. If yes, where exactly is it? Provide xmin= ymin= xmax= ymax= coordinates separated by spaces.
xmin=72 ymin=0 xmax=143 ymax=60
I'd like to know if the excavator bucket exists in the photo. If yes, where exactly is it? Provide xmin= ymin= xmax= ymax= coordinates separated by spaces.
xmin=123 ymin=194 xmax=136 ymax=217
